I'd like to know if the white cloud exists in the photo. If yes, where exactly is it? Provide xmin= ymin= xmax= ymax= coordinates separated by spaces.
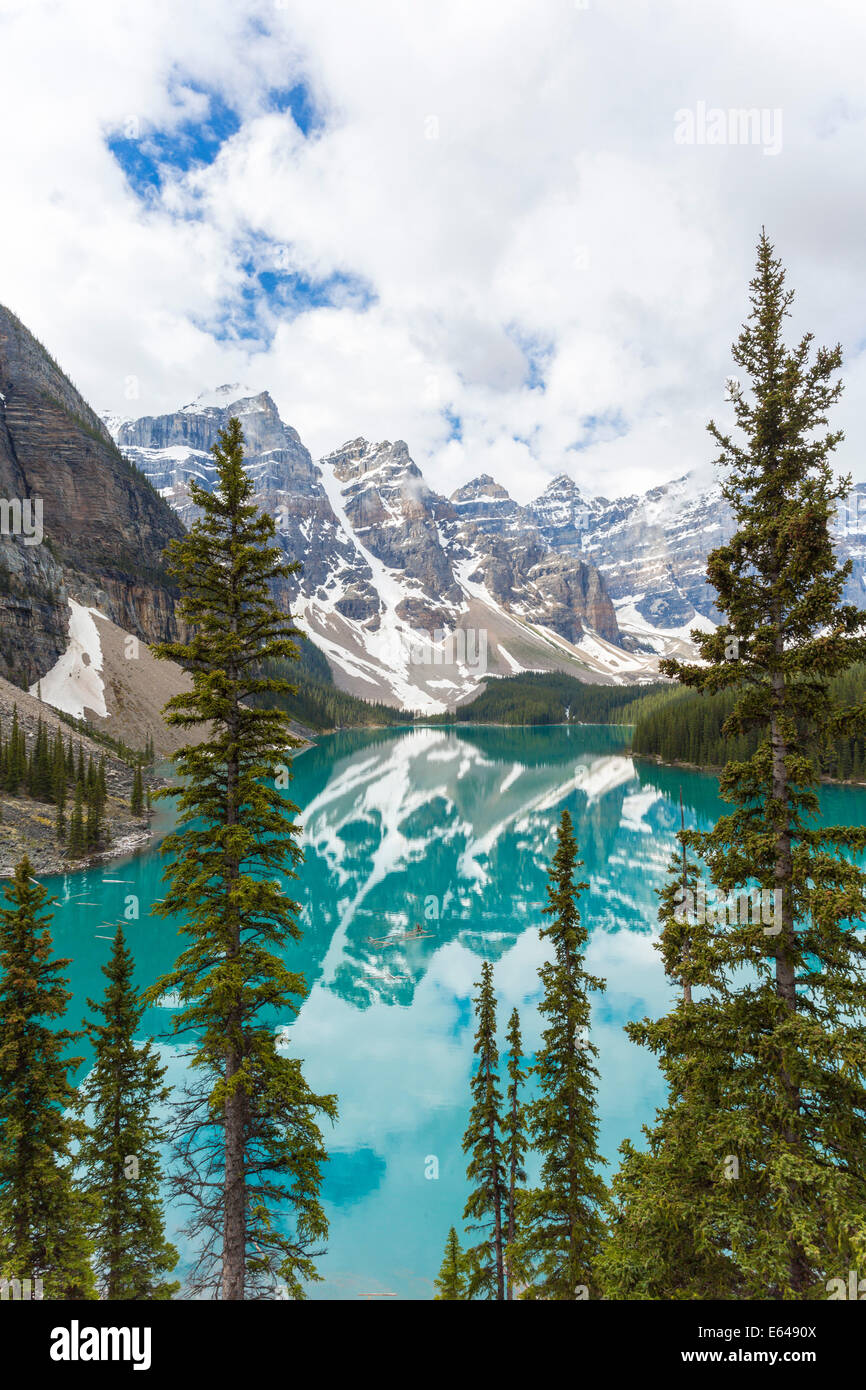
xmin=2 ymin=0 xmax=865 ymax=502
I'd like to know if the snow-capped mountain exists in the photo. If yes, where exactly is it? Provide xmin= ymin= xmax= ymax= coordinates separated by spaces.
xmin=106 ymin=385 xmax=866 ymax=713
xmin=108 ymin=390 xmax=676 ymax=710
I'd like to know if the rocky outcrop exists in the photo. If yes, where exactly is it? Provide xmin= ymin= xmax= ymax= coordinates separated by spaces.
xmin=449 ymin=474 xmax=533 ymax=534
xmin=0 ymin=305 xmax=184 ymax=687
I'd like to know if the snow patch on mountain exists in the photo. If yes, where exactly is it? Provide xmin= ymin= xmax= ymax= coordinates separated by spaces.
xmin=29 ymin=599 xmax=108 ymax=719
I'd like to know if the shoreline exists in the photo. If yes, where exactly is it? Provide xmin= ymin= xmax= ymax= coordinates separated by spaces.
xmin=631 ymin=749 xmax=866 ymax=790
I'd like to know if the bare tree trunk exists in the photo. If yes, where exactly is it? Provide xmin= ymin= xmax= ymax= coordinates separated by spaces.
xmin=680 ymin=788 xmax=692 ymax=1006
xmin=489 ymin=1105 xmax=505 ymax=1300
xmin=506 ymin=1092 xmax=518 ymax=1301
xmin=770 ymin=672 xmax=807 ymax=1294
xmin=221 ymin=628 xmax=245 ymax=1300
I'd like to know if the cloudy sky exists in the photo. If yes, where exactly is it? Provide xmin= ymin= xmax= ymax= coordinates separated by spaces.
xmin=1 ymin=0 xmax=865 ymax=502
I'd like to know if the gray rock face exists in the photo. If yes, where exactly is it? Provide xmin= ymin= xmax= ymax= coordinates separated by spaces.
xmin=449 ymin=474 xmax=532 ymax=534
xmin=530 ymin=473 xmax=603 ymax=550
xmin=325 ymin=438 xmax=462 ymax=626
xmin=0 ymin=304 xmax=183 ymax=688
xmin=573 ymin=476 xmax=734 ymax=629
xmin=527 ymin=469 xmax=866 ymax=633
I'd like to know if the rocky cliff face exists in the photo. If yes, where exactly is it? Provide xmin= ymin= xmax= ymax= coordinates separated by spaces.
xmin=564 ymin=475 xmax=734 ymax=631
xmin=0 ymin=305 xmax=184 ymax=687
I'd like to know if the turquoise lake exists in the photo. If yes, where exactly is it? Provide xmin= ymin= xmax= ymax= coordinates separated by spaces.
xmin=37 ymin=724 xmax=866 ymax=1299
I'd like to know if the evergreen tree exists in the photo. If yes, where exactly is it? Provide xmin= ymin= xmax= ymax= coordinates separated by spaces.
xmin=461 ymin=959 xmax=506 ymax=1300
xmin=7 ymin=708 xmax=21 ymax=796
xmin=146 ymin=417 xmax=337 ymax=1300
xmin=502 ymin=1007 xmax=528 ymax=1300
xmin=514 ymin=809 xmax=608 ymax=1299
xmin=647 ymin=231 xmax=866 ymax=1297
xmin=79 ymin=926 xmax=179 ymax=1299
xmin=0 ymin=859 xmax=96 ymax=1298
xmin=85 ymin=774 xmax=101 ymax=851
xmin=597 ymin=837 xmax=740 ymax=1300
xmin=131 ymin=762 xmax=144 ymax=817
xmin=434 ymin=1226 xmax=469 ymax=1301
xmin=68 ymin=782 xmax=85 ymax=860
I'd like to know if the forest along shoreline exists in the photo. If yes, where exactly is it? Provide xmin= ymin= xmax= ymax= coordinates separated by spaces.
xmin=0 ymin=687 xmax=319 ymax=879
xmin=0 ymin=674 xmax=158 ymax=878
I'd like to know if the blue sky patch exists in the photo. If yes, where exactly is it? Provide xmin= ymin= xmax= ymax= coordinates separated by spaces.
xmin=506 ymin=325 xmax=554 ymax=392
xmin=107 ymin=86 xmax=241 ymax=197
xmin=107 ymin=79 xmax=320 ymax=198
xmin=568 ymin=409 xmax=629 ymax=451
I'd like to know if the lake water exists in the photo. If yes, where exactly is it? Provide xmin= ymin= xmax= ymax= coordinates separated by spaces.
xmin=38 ymin=724 xmax=866 ymax=1299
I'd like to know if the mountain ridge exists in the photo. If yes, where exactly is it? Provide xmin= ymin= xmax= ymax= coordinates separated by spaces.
xmin=0 ymin=303 xmax=184 ymax=689
xmin=110 ymin=388 xmax=676 ymax=708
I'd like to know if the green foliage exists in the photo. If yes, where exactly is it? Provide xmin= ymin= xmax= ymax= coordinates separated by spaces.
xmin=0 ymin=712 xmax=123 ymax=850
xmin=131 ymin=762 xmax=144 ymax=816
xmin=426 ymin=672 xmax=667 ymax=727
xmin=632 ymin=664 xmax=866 ymax=779
xmin=251 ymin=644 xmax=406 ymax=731
xmin=512 ymin=810 xmax=609 ymax=1298
xmin=0 ymin=858 xmax=96 ymax=1298
xmin=146 ymin=416 xmax=337 ymax=1300
xmin=598 ymin=840 xmax=742 ymax=1300
xmin=461 ymin=959 xmax=507 ymax=1299
xmin=502 ymin=1007 xmax=528 ymax=1300
xmin=433 ymin=1226 xmax=469 ymax=1300
xmin=79 ymin=926 xmax=179 ymax=1299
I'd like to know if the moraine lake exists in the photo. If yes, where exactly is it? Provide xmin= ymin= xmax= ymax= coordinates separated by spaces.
xmin=40 ymin=724 xmax=866 ymax=1299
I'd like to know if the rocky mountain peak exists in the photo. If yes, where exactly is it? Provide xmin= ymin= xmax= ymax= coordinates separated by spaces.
xmin=449 ymin=474 xmax=527 ymax=536
xmin=324 ymin=437 xmax=416 ymax=485
xmin=538 ymin=472 xmax=583 ymax=497
xmin=530 ymin=470 xmax=598 ymax=549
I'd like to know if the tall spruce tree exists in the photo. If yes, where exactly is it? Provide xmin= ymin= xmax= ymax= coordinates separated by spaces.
xmin=79 ymin=926 xmax=179 ymax=1299
xmin=502 ymin=1007 xmax=528 ymax=1301
xmin=461 ymin=959 xmax=506 ymax=1300
xmin=513 ymin=809 xmax=608 ymax=1299
xmin=635 ymin=231 xmax=866 ymax=1298
xmin=146 ymin=417 xmax=337 ymax=1300
xmin=67 ymin=782 xmax=85 ymax=860
xmin=0 ymin=859 xmax=96 ymax=1298
xmin=597 ymin=838 xmax=741 ymax=1300
xmin=130 ymin=763 xmax=144 ymax=817
xmin=434 ymin=1226 xmax=469 ymax=1301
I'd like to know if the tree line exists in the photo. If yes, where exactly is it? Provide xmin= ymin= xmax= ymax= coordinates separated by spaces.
xmin=631 ymin=663 xmax=866 ymax=781
xmin=425 ymin=671 xmax=666 ymax=727
xmin=1 ymin=416 xmax=336 ymax=1300
xmin=0 ymin=710 xmax=155 ymax=856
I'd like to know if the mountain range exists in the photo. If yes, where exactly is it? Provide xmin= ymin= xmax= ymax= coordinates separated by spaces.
xmin=107 ymin=382 xmax=866 ymax=710
xmin=4 ymin=303 xmax=866 ymax=719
